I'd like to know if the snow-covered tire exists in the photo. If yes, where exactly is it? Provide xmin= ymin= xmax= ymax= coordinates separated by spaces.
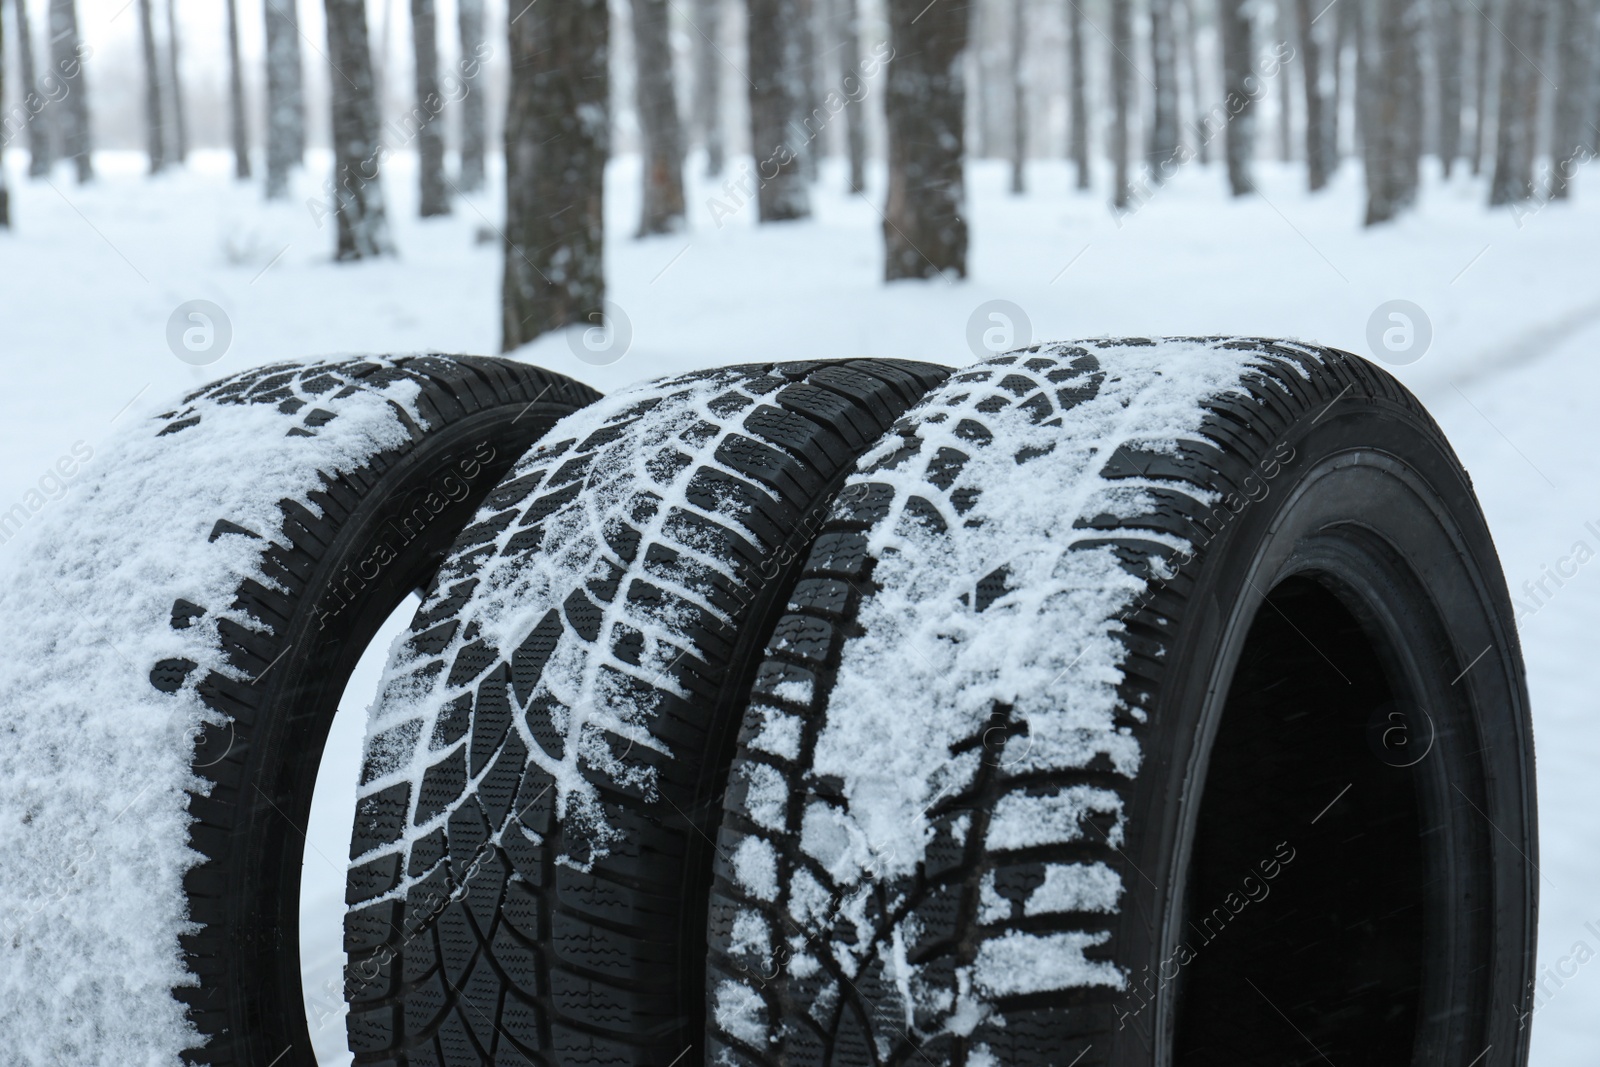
xmin=343 ymin=361 xmax=950 ymax=1066
xmin=707 ymin=339 xmax=1535 ymax=1067
xmin=0 ymin=355 xmax=597 ymax=1067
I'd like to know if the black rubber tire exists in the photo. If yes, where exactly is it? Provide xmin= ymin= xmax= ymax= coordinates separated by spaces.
xmin=167 ymin=357 xmax=599 ymax=1066
xmin=340 ymin=360 xmax=950 ymax=1067
xmin=707 ymin=339 xmax=1536 ymax=1067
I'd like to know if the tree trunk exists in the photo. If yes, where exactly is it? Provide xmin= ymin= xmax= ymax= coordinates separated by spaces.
xmin=13 ymin=0 xmax=51 ymax=177
xmin=1219 ymin=0 xmax=1256 ymax=194
xmin=409 ymin=0 xmax=449 ymax=215
xmin=1549 ymin=0 xmax=1593 ymax=197
xmin=501 ymin=0 xmax=607 ymax=347
xmin=692 ymin=0 xmax=726 ymax=177
xmin=48 ymin=0 xmax=92 ymax=182
xmin=1150 ymin=0 xmax=1181 ymax=180
xmin=1470 ymin=0 xmax=1493 ymax=172
xmin=1010 ymin=0 xmax=1027 ymax=193
xmin=323 ymin=0 xmax=394 ymax=258
xmin=1364 ymin=0 xmax=1423 ymax=223
xmin=1488 ymin=0 xmax=1547 ymax=203
xmin=265 ymin=0 xmax=306 ymax=198
xmin=1336 ymin=0 xmax=1356 ymax=162
xmin=883 ymin=0 xmax=969 ymax=278
xmin=1277 ymin=0 xmax=1293 ymax=160
xmin=835 ymin=0 xmax=867 ymax=191
xmin=1436 ymin=0 xmax=1463 ymax=175
xmin=1067 ymin=0 xmax=1091 ymax=185
xmin=0 ymin=6 xmax=9 ymax=227
xmin=797 ymin=0 xmax=820 ymax=179
xmin=165 ymin=0 xmax=188 ymax=162
xmin=1295 ymin=0 xmax=1333 ymax=188
xmin=630 ymin=0 xmax=688 ymax=233
xmin=1180 ymin=0 xmax=1209 ymax=164
xmin=138 ymin=0 xmax=167 ymax=173
xmin=1111 ymin=0 xmax=1133 ymax=205
xmin=226 ymin=0 xmax=251 ymax=178
xmin=748 ymin=0 xmax=812 ymax=219
xmin=456 ymin=0 xmax=487 ymax=190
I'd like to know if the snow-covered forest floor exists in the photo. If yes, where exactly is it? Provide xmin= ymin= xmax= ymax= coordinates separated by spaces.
xmin=2 ymin=147 xmax=1597 ymax=1064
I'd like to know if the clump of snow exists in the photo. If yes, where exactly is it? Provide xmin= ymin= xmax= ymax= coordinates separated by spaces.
xmin=1025 ymin=862 xmax=1125 ymax=916
xmin=972 ymin=931 xmax=1126 ymax=995
xmin=0 ymin=360 xmax=425 ymax=1066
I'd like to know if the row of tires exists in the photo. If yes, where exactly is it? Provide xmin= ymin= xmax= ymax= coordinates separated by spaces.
xmin=0 ymin=341 xmax=1535 ymax=1067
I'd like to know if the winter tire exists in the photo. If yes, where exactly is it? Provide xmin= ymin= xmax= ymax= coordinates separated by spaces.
xmin=342 ymin=360 xmax=949 ymax=1066
xmin=0 ymin=356 xmax=598 ymax=1067
xmin=708 ymin=339 xmax=1536 ymax=1067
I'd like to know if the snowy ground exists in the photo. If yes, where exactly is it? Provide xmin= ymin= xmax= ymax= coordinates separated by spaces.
xmin=2 ymin=146 xmax=1597 ymax=1064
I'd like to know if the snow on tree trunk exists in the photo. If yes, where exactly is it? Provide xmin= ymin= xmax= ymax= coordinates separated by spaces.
xmin=1180 ymin=0 xmax=1208 ymax=165
xmin=883 ymin=0 xmax=969 ymax=278
xmin=501 ymin=0 xmax=607 ymax=348
xmin=409 ymin=0 xmax=450 ymax=216
xmin=1295 ymin=0 xmax=1334 ymax=189
xmin=630 ymin=0 xmax=688 ymax=234
xmin=265 ymin=0 xmax=306 ymax=198
xmin=1010 ymin=0 xmax=1027 ymax=193
xmin=748 ymin=0 xmax=812 ymax=220
xmin=692 ymin=0 xmax=726 ymax=177
xmin=1219 ymin=0 xmax=1255 ymax=195
xmin=1549 ymin=0 xmax=1593 ymax=198
xmin=226 ymin=0 xmax=251 ymax=178
xmin=138 ymin=0 xmax=167 ymax=174
xmin=1111 ymin=0 xmax=1133 ymax=207
xmin=13 ymin=0 xmax=51 ymax=177
xmin=323 ymin=0 xmax=395 ymax=259
xmin=1150 ymin=0 xmax=1181 ymax=181
xmin=1435 ymin=0 xmax=1463 ymax=177
xmin=48 ymin=0 xmax=92 ymax=183
xmin=1488 ymin=0 xmax=1547 ymax=204
xmin=164 ymin=0 xmax=187 ymax=162
xmin=834 ymin=0 xmax=867 ymax=192
xmin=1363 ymin=0 xmax=1423 ymax=223
xmin=456 ymin=0 xmax=487 ymax=190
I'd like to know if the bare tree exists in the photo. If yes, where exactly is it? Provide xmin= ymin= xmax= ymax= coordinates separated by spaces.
xmin=1067 ymin=0 xmax=1091 ymax=187
xmin=1219 ymin=0 xmax=1256 ymax=194
xmin=1549 ymin=0 xmax=1593 ymax=197
xmin=833 ymin=0 xmax=867 ymax=191
xmin=502 ymin=0 xmax=607 ymax=347
xmin=797 ymin=0 xmax=820 ymax=179
xmin=1295 ymin=0 xmax=1335 ymax=187
xmin=691 ymin=0 xmax=726 ymax=177
xmin=265 ymin=0 xmax=306 ymax=198
xmin=1010 ymin=0 xmax=1027 ymax=192
xmin=410 ymin=0 xmax=449 ymax=215
xmin=165 ymin=0 xmax=188 ymax=162
xmin=456 ymin=0 xmax=487 ymax=190
xmin=138 ymin=0 xmax=167 ymax=173
xmin=1488 ymin=0 xmax=1547 ymax=203
xmin=1436 ymin=0 xmax=1463 ymax=176
xmin=226 ymin=0 xmax=251 ymax=178
xmin=1471 ymin=0 xmax=1495 ymax=172
xmin=1276 ymin=0 xmax=1293 ymax=160
xmin=1 ymin=5 xmax=8 ymax=227
xmin=1151 ymin=0 xmax=1181 ymax=179
xmin=1363 ymin=0 xmax=1423 ymax=222
xmin=631 ymin=0 xmax=688 ymax=233
xmin=1179 ymin=0 xmax=1208 ymax=164
xmin=12 ymin=0 xmax=51 ymax=177
xmin=323 ymin=0 xmax=394 ymax=258
xmin=48 ymin=0 xmax=92 ymax=182
xmin=749 ymin=0 xmax=812 ymax=219
xmin=883 ymin=0 xmax=970 ymax=277
xmin=1111 ymin=0 xmax=1134 ymax=205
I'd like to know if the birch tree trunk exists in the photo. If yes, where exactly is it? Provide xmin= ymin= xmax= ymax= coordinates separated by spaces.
xmin=13 ymin=0 xmax=51 ymax=177
xmin=456 ymin=0 xmax=487 ymax=190
xmin=1436 ymin=0 xmax=1463 ymax=175
xmin=1151 ymin=0 xmax=1181 ymax=179
xmin=1219 ymin=0 xmax=1255 ymax=194
xmin=1111 ymin=0 xmax=1134 ymax=206
xmin=835 ymin=0 xmax=867 ymax=192
xmin=138 ymin=0 xmax=167 ymax=173
xmin=265 ymin=0 xmax=306 ymax=197
xmin=692 ymin=0 xmax=726 ymax=176
xmin=410 ymin=0 xmax=449 ymax=215
xmin=1295 ymin=0 xmax=1334 ymax=187
xmin=165 ymin=0 xmax=188 ymax=162
xmin=631 ymin=0 xmax=688 ymax=233
xmin=226 ymin=0 xmax=251 ymax=178
xmin=883 ymin=0 xmax=970 ymax=277
xmin=1549 ymin=0 xmax=1593 ymax=197
xmin=323 ymin=0 xmax=394 ymax=258
xmin=48 ymin=0 xmax=92 ymax=182
xmin=501 ymin=0 xmax=607 ymax=347
xmin=1488 ymin=0 xmax=1547 ymax=203
xmin=749 ymin=0 xmax=812 ymax=219
xmin=1364 ymin=0 xmax=1423 ymax=222
xmin=1010 ymin=0 xmax=1027 ymax=193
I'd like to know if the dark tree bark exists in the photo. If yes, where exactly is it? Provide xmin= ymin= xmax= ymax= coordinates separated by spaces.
xmin=883 ymin=0 xmax=969 ymax=278
xmin=1219 ymin=0 xmax=1256 ymax=194
xmin=138 ymin=0 xmax=167 ymax=173
xmin=323 ymin=0 xmax=393 ymax=258
xmin=1180 ymin=0 xmax=1209 ymax=164
xmin=265 ymin=0 xmax=306 ymax=198
xmin=1488 ymin=0 xmax=1547 ymax=203
xmin=1436 ymin=0 xmax=1463 ymax=175
xmin=1067 ymin=0 xmax=1091 ymax=186
xmin=748 ymin=0 xmax=812 ymax=219
xmin=456 ymin=0 xmax=487 ymax=190
xmin=631 ymin=0 xmax=687 ymax=233
xmin=1010 ymin=0 xmax=1027 ymax=193
xmin=409 ymin=0 xmax=449 ymax=215
xmin=1295 ymin=0 xmax=1334 ymax=188
xmin=165 ymin=0 xmax=187 ymax=162
xmin=1150 ymin=0 xmax=1181 ymax=180
xmin=501 ymin=0 xmax=606 ymax=348
xmin=834 ymin=0 xmax=866 ymax=192
xmin=1363 ymin=0 xmax=1423 ymax=223
xmin=1111 ymin=0 xmax=1133 ymax=205
xmin=1471 ymin=0 xmax=1495 ymax=172
xmin=1549 ymin=0 xmax=1593 ymax=197
xmin=226 ymin=0 xmax=251 ymax=178
xmin=692 ymin=0 xmax=726 ymax=176
xmin=12 ymin=0 xmax=51 ymax=177
xmin=48 ymin=0 xmax=92 ymax=182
